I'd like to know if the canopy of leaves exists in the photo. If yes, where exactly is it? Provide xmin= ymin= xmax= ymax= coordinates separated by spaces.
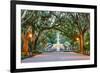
xmin=21 ymin=10 xmax=90 ymax=50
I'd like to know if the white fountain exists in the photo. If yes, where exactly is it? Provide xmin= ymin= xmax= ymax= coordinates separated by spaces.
xmin=52 ymin=32 xmax=64 ymax=52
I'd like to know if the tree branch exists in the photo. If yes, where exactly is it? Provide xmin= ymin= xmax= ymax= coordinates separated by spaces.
xmin=69 ymin=13 xmax=82 ymax=32
xmin=21 ymin=10 xmax=27 ymax=19
xmin=21 ymin=12 xmax=33 ymax=25
xmin=82 ymin=25 xmax=89 ymax=33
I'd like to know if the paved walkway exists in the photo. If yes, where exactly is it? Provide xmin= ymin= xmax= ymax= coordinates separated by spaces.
xmin=22 ymin=52 xmax=90 ymax=63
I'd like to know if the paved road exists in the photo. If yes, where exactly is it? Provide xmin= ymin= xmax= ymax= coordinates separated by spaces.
xmin=22 ymin=52 xmax=90 ymax=63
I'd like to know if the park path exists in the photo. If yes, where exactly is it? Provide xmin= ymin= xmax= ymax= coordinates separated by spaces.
xmin=22 ymin=52 xmax=90 ymax=63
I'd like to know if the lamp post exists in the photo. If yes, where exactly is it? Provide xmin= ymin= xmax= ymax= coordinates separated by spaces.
xmin=28 ymin=32 xmax=32 ymax=42
xmin=28 ymin=32 xmax=33 ymax=56
xmin=75 ymin=37 xmax=80 ymax=52
xmin=29 ymin=33 xmax=32 ymax=38
xmin=76 ymin=37 xmax=79 ymax=41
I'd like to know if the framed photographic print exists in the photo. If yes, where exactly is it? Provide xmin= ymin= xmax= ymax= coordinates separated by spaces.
xmin=10 ymin=0 xmax=97 ymax=72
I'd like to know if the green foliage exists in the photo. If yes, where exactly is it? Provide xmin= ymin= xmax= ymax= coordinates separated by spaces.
xmin=32 ymin=50 xmax=42 ymax=54
xmin=45 ymin=29 xmax=57 ymax=44
xmin=21 ymin=10 xmax=90 ymax=52
xmin=21 ymin=53 xmax=27 ymax=60
xmin=84 ymin=31 xmax=90 ymax=51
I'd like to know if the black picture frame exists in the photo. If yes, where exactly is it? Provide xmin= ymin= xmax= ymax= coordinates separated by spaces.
xmin=10 ymin=0 xmax=97 ymax=73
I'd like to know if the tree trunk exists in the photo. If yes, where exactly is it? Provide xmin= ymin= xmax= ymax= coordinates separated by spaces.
xmin=79 ymin=32 xmax=84 ymax=54
xmin=22 ymin=39 xmax=30 ymax=56
xmin=33 ymin=37 xmax=38 ymax=50
xmin=32 ymin=31 xmax=41 ymax=50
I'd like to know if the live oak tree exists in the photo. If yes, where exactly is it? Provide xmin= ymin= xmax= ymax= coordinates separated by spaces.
xmin=21 ymin=10 xmax=65 ymax=53
xmin=21 ymin=10 xmax=90 ymax=55
xmin=57 ymin=12 xmax=90 ymax=54
xmin=69 ymin=13 xmax=90 ymax=54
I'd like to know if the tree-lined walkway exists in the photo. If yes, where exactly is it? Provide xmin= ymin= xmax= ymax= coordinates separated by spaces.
xmin=21 ymin=10 xmax=90 ymax=60
xmin=22 ymin=52 xmax=90 ymax=63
